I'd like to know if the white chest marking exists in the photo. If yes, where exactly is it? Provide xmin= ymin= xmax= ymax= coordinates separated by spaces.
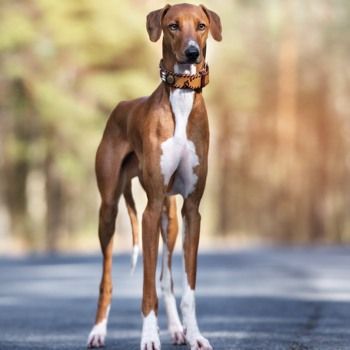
xmin=160 ymin=64 xmax=199 ymax=198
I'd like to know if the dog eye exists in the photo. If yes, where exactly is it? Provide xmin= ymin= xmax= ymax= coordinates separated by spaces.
xmin=198 ymin=23 xmax=206 ymax=31
xmin=168 ymin=23 xmax=179 ymax=31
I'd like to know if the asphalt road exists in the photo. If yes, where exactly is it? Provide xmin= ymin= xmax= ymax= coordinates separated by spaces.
xmin=1 ymin=246 xmax=350 ymax=350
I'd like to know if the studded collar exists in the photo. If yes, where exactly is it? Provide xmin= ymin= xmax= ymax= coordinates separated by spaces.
xmin=159 ymin=60 xmax=209 ymax=91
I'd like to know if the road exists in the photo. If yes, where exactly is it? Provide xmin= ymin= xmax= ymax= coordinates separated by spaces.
xmin=0 ymin=246 xmax=350 ymax=350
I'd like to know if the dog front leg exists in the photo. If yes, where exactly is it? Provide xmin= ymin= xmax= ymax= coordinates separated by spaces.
xmin=181 ymin=199 xmax=213 ymax=350
xmin=141 ymin=197 xmax=163 ymax=350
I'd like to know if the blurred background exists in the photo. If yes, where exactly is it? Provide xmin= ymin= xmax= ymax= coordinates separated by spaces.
xmin=0 ymin=0 xmax=349 ymax=254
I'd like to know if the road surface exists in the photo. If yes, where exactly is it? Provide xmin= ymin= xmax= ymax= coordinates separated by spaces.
xmin=1 ymin=246 xmax=350 ymax=350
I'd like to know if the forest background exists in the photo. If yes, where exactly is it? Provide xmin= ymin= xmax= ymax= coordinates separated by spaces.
xmin=1 ymin=0 xmax=349 ymax=254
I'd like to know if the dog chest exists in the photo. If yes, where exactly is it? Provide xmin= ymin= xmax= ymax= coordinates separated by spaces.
xmin=160 ymin=88 xmax=199 ymax=198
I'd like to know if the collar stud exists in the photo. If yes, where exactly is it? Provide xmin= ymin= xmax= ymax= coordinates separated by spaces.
xmin=166 ymin=74 xmax=175 ymax=85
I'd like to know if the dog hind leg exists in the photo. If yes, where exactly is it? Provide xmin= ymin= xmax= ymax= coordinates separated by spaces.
xmin=160 ymin=196 xmax=186 ymax=345
xmin=87 ymin=120 xmax=131 ymax=348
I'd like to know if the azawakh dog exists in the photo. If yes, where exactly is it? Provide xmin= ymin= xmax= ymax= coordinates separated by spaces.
xmin=87 ymin=4 xmax=222 ymax=350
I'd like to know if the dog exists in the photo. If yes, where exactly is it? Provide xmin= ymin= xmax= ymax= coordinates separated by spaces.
xmin=87 ymin=3 xmax=222 ymax=350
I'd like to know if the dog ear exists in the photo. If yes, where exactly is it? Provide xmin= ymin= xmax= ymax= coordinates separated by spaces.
xmin=200 ymin=5 xmax=222 ymax=41
xmin=146 ymin=4 xmax=171 ymax=42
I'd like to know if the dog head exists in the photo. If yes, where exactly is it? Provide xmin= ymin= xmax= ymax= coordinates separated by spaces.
xmin=147 ymin=3 xmax=222 ymax=65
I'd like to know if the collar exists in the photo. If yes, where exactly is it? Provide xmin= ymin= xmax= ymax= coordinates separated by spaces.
xmin=159 ymin=60 xmax=209 ymax=91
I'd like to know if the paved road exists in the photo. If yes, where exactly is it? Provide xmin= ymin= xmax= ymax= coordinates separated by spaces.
xmin=0 ymin=247 xmax=350 ymax=350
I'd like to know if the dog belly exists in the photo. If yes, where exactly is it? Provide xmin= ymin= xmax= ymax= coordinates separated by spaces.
xmin=160 ymin=136 xmax=199 ymax=198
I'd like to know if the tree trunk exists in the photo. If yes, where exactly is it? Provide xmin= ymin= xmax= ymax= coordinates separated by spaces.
xmin=45 ymin=147 xmax=63 ymax=252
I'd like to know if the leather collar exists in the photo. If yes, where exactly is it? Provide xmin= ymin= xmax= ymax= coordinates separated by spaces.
xmin=159 ymin=60 xmax=209 ymax=91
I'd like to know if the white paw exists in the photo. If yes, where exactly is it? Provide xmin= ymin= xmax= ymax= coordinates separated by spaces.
xmin=140 ymin=338 xmax=161 ymax=350
xmin=141 ymin=333 xmax=161 ymax=350
xmin=87 ymin=321 xmax=107 ymax=348
xmin=169 ymin=325 xmax=186 ymax=345
xmin=141 ymin=311 xmax=161 ymax=350
xmin=163 ymin=294 xmax=185 ymax=345
xmin=185 ymin=332 xmax=212 ymax=350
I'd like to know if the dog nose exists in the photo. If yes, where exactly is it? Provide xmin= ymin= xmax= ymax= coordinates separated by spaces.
xmin=185 ymin=46 xmax=200 ymax=61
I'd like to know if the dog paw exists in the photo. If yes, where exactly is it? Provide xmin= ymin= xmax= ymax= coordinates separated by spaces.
xmin=186 ymin=332 xmax=212 ymax=350
xmin=141 ymin=330 xmax=161 ymax=350
xmin=140 ymin=338 xmax=161 ymax=350
xmin=87 ymin=322 xmax=107 ymax=348
xmin=141 ymin=311 xmax=161 ymax=350
xmin=169 ymin=325 xmax=186 ymax=345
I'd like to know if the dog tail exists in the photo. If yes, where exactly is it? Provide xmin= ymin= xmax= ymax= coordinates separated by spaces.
xmin=123 ymin=180 xmax=139 ymax=275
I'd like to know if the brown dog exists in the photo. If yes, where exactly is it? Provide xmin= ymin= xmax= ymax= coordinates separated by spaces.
xmin=87 ymin=4 xmax=222 ymax=350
